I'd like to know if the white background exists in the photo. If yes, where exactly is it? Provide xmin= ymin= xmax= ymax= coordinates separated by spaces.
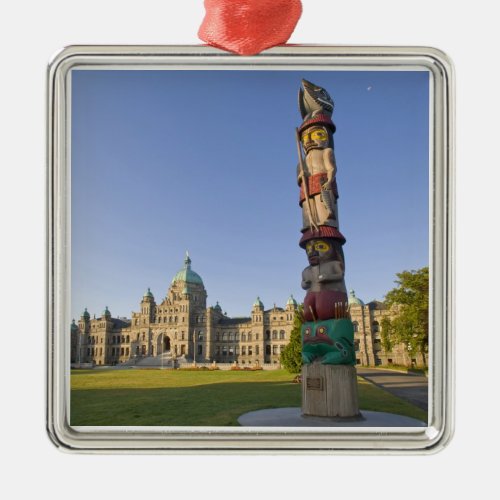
xmin=1 ymin=0 xmax=498 ymax=498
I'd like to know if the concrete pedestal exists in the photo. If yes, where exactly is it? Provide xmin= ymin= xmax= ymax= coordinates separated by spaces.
xmin=302 ymin=362 xmax=360 ymax=418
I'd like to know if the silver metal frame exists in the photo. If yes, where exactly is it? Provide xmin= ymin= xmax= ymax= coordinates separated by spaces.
xmin=47 ymin=45 xmax=454 ymax=453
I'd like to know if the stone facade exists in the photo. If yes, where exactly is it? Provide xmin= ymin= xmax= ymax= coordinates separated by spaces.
xmin=71 ymin=254 xmax=298 ymax=367
xmin=349 ymin=291 xmax=427 ymax=367
xmin=70 ymin=255 xmax=426 ymax=368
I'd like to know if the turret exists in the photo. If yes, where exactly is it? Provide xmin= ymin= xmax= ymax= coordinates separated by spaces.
xmin=140 ymin=288 xmax=156 ymax=322
xmin=252 ymin=296 xmax=264 ymax=323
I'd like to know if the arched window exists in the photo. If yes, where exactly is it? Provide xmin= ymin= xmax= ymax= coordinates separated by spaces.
xmin=272 ymin=330 xmax=277 ymax=340
xmin=126 ymin=335 xmax=130 ymax=343
xmin=241 ymin=333 xmax=246 ymax=342
xmin=142 ymin=332 xmax=145 ymax=341
xmin=279 ymin=330 xmax=285 ymax=340
xmin=248 ymin=333 xmax=252 ymax=342
xmin=265 ymin=330 xmax=270 ymax=340
xmin=352 ymin=321 xmax=359 ymax=333
xmin=372 ymin=321 xmax=379 ymax=333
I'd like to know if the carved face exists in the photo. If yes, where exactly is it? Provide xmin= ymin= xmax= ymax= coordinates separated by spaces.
xmin=305 ymin=238 xmax=336 ymax=266
xmin=301 ymin=126 xmax=329 ymax=153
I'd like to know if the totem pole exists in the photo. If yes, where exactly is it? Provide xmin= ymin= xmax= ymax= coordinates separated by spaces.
xmin=296 ymin=79 xmax=359 ymax=418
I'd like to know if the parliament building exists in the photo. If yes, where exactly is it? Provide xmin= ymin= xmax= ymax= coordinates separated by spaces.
xmin=71 ymin=254 xmax=425 ymax=368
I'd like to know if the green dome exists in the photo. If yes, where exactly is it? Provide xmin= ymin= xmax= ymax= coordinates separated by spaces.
xmin=82 ymin=308 xmax=90 ymax=320
xmin=253 ymin=296 xmax=264 ymax=308
xmin=143 ymin=287 xmax=154 ymax=299
xmin=286 ymin=294 xmax=298 ymax=307
xmin=171 ymin=252 xmax=204 ymax=286
xmin=348 ymin=290 xmax=364 ymax=306
xmin=213 ymin=301 xmax=222 ymax=312
xmin=103 ymin=306 xmax=111 ymax=317
xmin=71 ymin=319 xmax=78 ymax=331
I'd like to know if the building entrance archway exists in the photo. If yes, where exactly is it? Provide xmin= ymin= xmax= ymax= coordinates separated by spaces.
xmin=156 ymin=332 xmax=171 ymax=355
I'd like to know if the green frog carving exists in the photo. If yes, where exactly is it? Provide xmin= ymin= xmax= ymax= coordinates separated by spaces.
xmin=301 ymin=318 xmax=355 ymax=365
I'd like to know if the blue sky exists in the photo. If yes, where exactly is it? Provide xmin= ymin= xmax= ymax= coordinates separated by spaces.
xmin=71 ymin=69 xmax=429 ymax=320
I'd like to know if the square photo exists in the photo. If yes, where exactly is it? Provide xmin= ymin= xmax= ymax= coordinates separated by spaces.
xmin=69 ymin=67 xmax=430 ymax=429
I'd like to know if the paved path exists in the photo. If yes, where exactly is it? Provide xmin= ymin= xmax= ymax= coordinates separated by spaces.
xmin=357 ymin=367 xmax=428 ymax=411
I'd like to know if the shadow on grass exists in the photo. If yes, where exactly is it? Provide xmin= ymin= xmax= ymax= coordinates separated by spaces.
xmin=71 ymin=378 xmax=427 ymax=426
xmin=71 ymin=381 xmax=301 ymax=426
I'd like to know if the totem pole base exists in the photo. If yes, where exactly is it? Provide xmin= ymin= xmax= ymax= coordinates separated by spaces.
xmin=302 ymin=362 xmax=360 ymax=418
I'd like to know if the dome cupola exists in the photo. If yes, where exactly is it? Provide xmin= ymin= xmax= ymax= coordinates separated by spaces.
xmin=253 ymin=296 xmax=264 ymax=309
xmin=171 ymin=252 xmax=204 ymax=286
xmin=348 ymin=290 xmax=364 ymax=306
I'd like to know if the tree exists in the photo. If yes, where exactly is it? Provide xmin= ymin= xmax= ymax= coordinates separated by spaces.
xmin=280 ymin=305 xmax=303 ymax=374
xmin=382 ymin=267 xmax=429 ymax=365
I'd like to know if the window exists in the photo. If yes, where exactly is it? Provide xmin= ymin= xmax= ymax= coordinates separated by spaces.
xmin=136 ymin=346 xmax=140 ymax=354
xmin=279 ymin=330 xmax=285 ymax=340
xmin=229 ymin=333 xmax=234 ymax=341
xmin=273 ymin=345 xmax=278 ymax=355
xmin=216 ymin=333 xmax=220 ymax=341
xmin=142 ymin=332 xmax=145 ymax=341
xmin=265 ymin=330 xmax=270 ymax=340
xmin=198 ymin=331 xmax=203 ymax=341
xmin=248 ymin=346 xmax=253 ymax=355
xmin=352 ymin=321 xmax=358 ymax=333
xmin=216 ymin=346 xmax=220 ymax=355
xmin=126 ymin=347 xmax=130 ymax=355
xmin=197 ymin=345 xmax=203 ymax=355
xmin=181 ymin=333 xmax=185 ymax=340
xmin=222 ymin=333 xmax=226 ymax=341
xmin=120 ymin=348 xmax=124 ymax=356
xmin=272 ymin=330 xmax=277 ymax=340
xmin=256 ymin=345 xmax=259 ymax=355
xmin=229 ymin=346 xmax=234 ymax=356
xmin=141 ymin=345 xmax=146 ymax=355
xmin=372 ymin=321 xmax=379 ymax=333
xmin=235 ymin=346 xmax=239 ymax=355
xmin=266 ymin=345 xmax=271 ymax=355
xmin=354 ymin=340 xmax=360 ymax=352
xmin=222 ymin=346 xmax=227 ymax=356
xmin=242 ymin=346 xmax=246 ymax=355
xmin=126 ymin=335 xmax=130 ymax=343
xmin=241 ymin=333 xmax=246 ymax=342
xmin=248 ymin=333 xmax=252 ymax=341
xmin=255 ymin=334 xmax=259 ymax=340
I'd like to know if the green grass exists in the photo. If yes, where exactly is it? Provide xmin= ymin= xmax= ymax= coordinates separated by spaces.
xmin=70 ymin=368 xmax=427 ymax=426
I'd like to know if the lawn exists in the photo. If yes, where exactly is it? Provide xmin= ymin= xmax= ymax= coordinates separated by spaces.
xmin=70 ymin=368 xmax=427 ymax=426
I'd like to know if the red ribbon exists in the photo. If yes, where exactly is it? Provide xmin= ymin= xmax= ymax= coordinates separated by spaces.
xmin=198 ymin=0 xmax=303 ymax=56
